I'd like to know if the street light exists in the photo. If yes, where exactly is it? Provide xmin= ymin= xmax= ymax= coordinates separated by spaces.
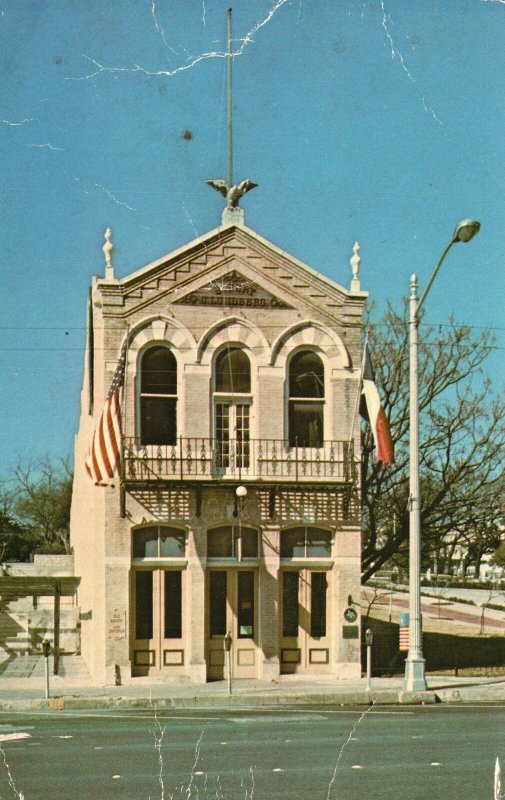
xmin=404 ymin=219 xmax=480 ymax=692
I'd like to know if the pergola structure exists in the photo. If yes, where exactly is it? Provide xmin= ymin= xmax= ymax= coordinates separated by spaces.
xmin=0 ymin=576 xmax=80 ymax=674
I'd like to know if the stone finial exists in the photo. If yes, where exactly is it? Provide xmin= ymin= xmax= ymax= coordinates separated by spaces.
xmin=103 ymin=227 xmax=115 ymax=280
xmin=350 ymin=240 xmax=361 ymax=291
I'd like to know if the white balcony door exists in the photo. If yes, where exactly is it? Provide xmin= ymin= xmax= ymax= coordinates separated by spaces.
xmin=215 ymin=401 xmax=250 ymax=471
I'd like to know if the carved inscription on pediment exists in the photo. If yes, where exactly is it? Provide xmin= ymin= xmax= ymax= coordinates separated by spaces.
xmin=174 ymin=270 xmax=293 ymax=309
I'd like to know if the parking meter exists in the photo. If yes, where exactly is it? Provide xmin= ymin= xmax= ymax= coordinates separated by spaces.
xmin=42 ymin=640 xmax=51 ymax=699
xmin=365 ymin=628 xmax=373 ymax=691
xmin=224 ymin=631 xmax=232 ymax=695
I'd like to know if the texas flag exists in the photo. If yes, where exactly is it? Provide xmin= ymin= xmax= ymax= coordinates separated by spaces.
xmin=359 ymin=343 xmax=394 ymax=464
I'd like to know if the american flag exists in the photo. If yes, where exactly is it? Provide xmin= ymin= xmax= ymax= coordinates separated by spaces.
xmin=85 ymin=342 xmax=127 ymax=484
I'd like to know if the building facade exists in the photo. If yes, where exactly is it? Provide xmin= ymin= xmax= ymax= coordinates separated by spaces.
xmin=70 ymin=217 xmax=367 ymax=684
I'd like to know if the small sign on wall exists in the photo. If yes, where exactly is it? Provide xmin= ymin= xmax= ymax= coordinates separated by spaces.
xmin=343 ymin=606 xmax=358 ymax=623
xmin=342 ymin=625 xmax=359 ymax=639
xmin=108 ymin=609 xmax=126 ymax=641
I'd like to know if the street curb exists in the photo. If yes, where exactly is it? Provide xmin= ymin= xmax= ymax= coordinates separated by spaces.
xmin=0 ymin=689 xmax=442 ymax=711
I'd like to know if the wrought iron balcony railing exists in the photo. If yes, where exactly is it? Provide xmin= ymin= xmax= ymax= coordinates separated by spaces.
xmin=122 ymin=437 xmax=357 ymax=484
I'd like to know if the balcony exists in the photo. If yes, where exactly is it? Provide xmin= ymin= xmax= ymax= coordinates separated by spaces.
xmin=122 ymin=437 xmax=357 ymax=485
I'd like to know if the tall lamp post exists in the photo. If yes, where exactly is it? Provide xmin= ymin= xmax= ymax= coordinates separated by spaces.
xmin=404 ymin=219 xmax=480 ymax=692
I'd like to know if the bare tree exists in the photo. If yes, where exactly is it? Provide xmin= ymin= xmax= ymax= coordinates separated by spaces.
xmin=362 ymin=306 xmax=505 ymax=582
xmin=12 ymin=458 xmax=73 ymax=555
xmin=362 ymin=586 xmax=393 ymax=625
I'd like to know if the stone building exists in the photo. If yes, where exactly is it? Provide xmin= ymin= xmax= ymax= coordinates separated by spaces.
xmin=70 ymin=209 xmax=367 ymax=685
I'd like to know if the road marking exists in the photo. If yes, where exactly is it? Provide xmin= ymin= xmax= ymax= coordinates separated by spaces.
xmin=272 ymin=768 xmax=284 ymax=772
xmin=352 ymin=765 xmax=363 ymax=769
xmin=0 ymin=732 xmax=31 ymax=741
xmin=431 ymin=762 xmax=441 ymax=767
xmin=112 ymin=775 xmax=121 ymax=779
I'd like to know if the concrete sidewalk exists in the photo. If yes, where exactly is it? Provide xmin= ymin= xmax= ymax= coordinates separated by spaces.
xmin=1 ymin=656 xmax=505 ymax=710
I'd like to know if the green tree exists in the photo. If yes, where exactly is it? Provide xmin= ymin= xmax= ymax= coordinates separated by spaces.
xmin=361 ymin=306 xmax=505 ymax=582
xmin=490 ymin=541 xmax=505 ymax=570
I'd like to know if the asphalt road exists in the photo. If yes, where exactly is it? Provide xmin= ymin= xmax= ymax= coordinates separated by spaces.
xmin=0 ymin=705 xmax=504 ymax=799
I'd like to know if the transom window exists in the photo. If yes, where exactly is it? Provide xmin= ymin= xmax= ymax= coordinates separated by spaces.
xmin=288 ymin=350 xmax=324 ymax=447
xmin=207 ymin=525 xmax=259 ymax=559
xmin=140 ymin=346 xmax=177 ymax=445
xmin=280 ymin=527 xmax=332 ymax=558
xmin=132 ymin=526 xmax=186 ymax=559
xmin=215 ymin=347 xmax=251 ymax=393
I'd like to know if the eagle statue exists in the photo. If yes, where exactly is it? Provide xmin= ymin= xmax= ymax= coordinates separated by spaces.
xmin=205 ymin=178 xmax=258 ymax=209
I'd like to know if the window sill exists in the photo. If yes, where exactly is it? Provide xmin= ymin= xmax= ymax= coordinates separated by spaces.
xmin=280 ymin=558 xmax=333 ymax=567
xmin=131 ymin=558 xmax=188 ymax=567
xmin=206 ymin=558 xmax=261 ymax=567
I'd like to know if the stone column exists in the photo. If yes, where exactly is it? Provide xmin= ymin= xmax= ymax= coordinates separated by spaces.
xmin=187 ymin=521 xmax=207 ymax=684
xmin=258 ymin=522 xmax=280 ymax=681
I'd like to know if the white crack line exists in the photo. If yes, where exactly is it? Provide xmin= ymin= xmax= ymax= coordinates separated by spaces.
xmin=149 ymin=0 xmax=178 ymax=57
xmin=29 ymin=142 xmax=65 ymax=151
xmin=0 ymin=744 xmax=25 ymax=799
xmin=68 ymin=0 xmax=289 ymax=81
xmin=1 ymin=118 xmax=33 ymax=126
xmin=182 ymin=201 xmax=199 ymax=238
xmin=94 ymin=183 xmax=138 ymax=212
xmin=185 ymin=731 xmax=203 ymax=800
xmin=246 ymin=765 xmax=255 ymax=800
xmin=481 ymin=0 xmax=505 ymax=4
xmin=380 ymin=0 xmax=414 ymax=82
xmin=422 ymin=94 xmax=444 ymax=127
xmin=378 ymin=1 xmax=445 ymax=128
xmin=148 ymin=696 xmax=166 ymax=800
xmin=202 ymin=0 xmax=206 ymax=28
xmin=325 ymin=703 xmax=375 ymax=800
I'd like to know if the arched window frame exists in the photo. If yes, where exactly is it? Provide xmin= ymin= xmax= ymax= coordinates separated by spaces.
xmin=137 ymin=344 xmax=178 ymax=446
xmin=131 ymin=524 xmax=187 ymax=561
xmin=206 ymin=524 xmax=260 ymax=561
xmin=280 ymin=526 xmax=333 ymax=560
xmin=286 ymin=348 xmax=325 ymax=448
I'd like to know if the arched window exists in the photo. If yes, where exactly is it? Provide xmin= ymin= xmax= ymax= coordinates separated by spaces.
xmin=280 ymin=527 xmax=332 ymax=558
xmin=214 ymin=347 xmax=251 ymax=469
xmin=215 ymin=347 xmax=251 ymax=393
xmin=207 ymin=525 xmax=259 ymax=559
xmin=132 ymin=525 xmax=186 ymax=558
xmin=288 ymin=350 xmax=324 ymax=447
xmin=140 ymin=346 xmax=177 ymax=445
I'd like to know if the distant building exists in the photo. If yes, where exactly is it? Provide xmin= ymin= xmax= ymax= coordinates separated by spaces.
xmin=70 ymin=213 xmax=367 ymax=685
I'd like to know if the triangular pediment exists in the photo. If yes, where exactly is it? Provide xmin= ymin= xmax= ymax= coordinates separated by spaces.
xmin=173 ymin=269 xmax=294 ymax=310
xmin=97 ymin=224 xmax=366 ymax=324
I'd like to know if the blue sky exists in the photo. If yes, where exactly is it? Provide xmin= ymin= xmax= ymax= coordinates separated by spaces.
xmin=0 ymin=0 xmax=503 ymax=478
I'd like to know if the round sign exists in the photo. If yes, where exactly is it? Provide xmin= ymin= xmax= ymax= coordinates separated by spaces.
xmin=344 ymin=607 xmax=358 ymax=623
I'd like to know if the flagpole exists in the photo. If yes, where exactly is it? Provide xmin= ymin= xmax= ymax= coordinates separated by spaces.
xmin=120 ymin=323 xmax=129 ymax=518
xmin=227 ymin=7 xmax=233 ymax=190
xmin=349 ymin=331 xmax=368 ymax=451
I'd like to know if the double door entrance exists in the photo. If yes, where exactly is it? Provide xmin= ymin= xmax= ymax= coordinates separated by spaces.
xmin=207 ymin=569 xmax=258 ymax=680
xmin=131 ymin=565 xmax=331 ymax=679
xmin=132 ymin=568 xmax=185 ymax=676
xmin=280 ymin=568 xmax=331 ymax=673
